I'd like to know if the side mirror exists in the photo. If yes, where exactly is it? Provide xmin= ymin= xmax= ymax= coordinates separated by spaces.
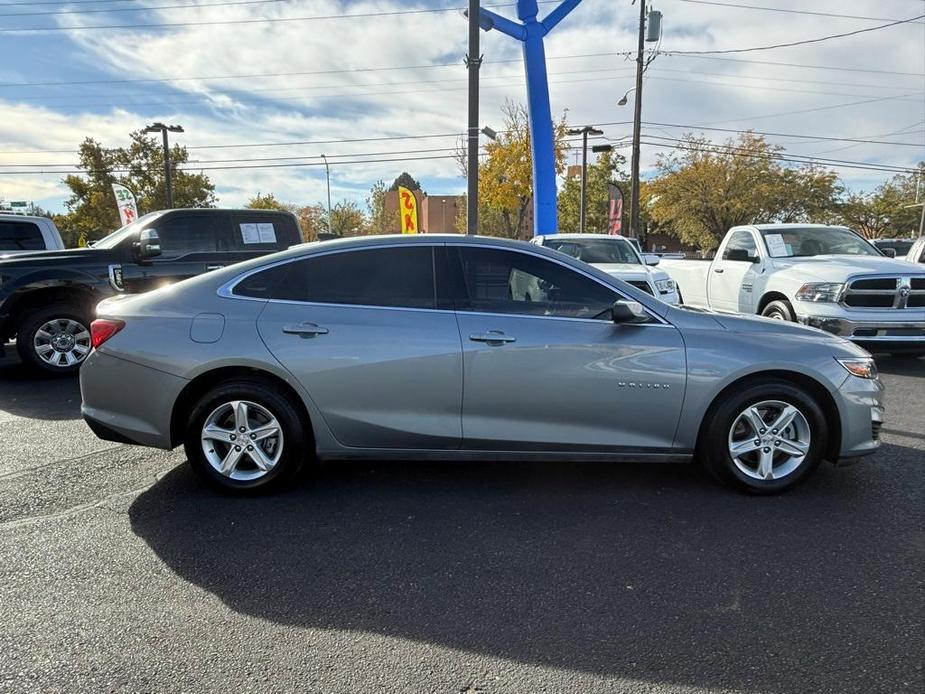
xmin=134 ymin=228 xmax=161 ymax=261
xmin=611 ymin=299 xmax=649 ymax=324
xmin=725 ymin=248 xmax=760 ymax=263
xmin=881 ymin=248 xmax=896 ymax=258
xmin=643 ymin=253 xmax=660 ymax=266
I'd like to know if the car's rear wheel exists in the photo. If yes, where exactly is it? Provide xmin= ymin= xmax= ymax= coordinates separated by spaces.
xmin=760 ymin=299 xmax=795 ymax=322
xmin=700 ymin=380 xmax=827 ymax=494
xmin=16 ymin=304 xmax=92 ymax=375
xmin=184 ymin=380 xmax=308 ymax=492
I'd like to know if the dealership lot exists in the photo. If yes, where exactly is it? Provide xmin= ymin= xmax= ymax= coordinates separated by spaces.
xmin=0 ymin=352 xmax=922 ymax=693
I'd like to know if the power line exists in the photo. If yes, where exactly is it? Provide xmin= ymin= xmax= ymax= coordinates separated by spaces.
xmin=670 ymin=54 xmax=924 ymax=77
xmin=638 ymin=121 xmax=925 ymax=147
xmin=0 ymin=50 xmax=633 ymax=88
xmin=662 ymin=14 xmax=924 ymax=55
xmin=0 ymin=0 xmax=290 ymax=17
xmin=697 ymin=93 xmax=922 ymax=127
xmin=0 ymin=1 xmax=556 ymax=32
xmin=673 ymin=0 xmax=925 ymax=23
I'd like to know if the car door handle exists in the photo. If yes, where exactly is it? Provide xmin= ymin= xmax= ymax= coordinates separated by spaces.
xmin=469 ymin=331 xmax=516 ymax=344
xmin=206 ymin=265 xmax=225 ymax=271
xmin=282 ymin=323 xmax=329 ymax=337
xmin=713 ymin=268 xmax=725 ymax=274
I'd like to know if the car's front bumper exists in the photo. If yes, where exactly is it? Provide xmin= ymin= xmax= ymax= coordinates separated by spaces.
xmin=797 ymin=312 xmax=925 ymax=349
xmin=80 ymin=349 xmax=187 ymax=449
xmin=835 ymin=371 xmax=885 ymax=461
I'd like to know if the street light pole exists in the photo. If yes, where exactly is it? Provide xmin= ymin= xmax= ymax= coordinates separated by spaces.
xmin=466 ymin=0 xmax=481 ymax=235
xmin=143 ymin=122 xmax=184 ymax=209
xmin=567 ymin=125 xmax=604 ymax=233
xmin=320 ymin=154 xmax=332 ymax=234
xmin=629 ymin=0 xmax=646 ymax=240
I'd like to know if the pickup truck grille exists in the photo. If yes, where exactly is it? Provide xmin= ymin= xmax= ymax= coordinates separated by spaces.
xmin=842 ymin=275 xmax=925 ymax=310
xmin=626 ymin=280 xmax=654 ymax=295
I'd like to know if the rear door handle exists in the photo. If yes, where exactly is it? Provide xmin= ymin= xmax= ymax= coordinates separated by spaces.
xmin=469 ymin=331 xmax=516 ymax=344
xmin=206 ymin=265 xmax=225 ymax=271
xmin=713 ymin=268 xmax=725 ymax=274
xmin=283 ymin=323 xmax=329 ymax=337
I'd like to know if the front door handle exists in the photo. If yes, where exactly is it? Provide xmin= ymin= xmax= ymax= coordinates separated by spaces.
xmin=283 ymin=323 xmax=329 ymax=337
xmin=713 ymin=267 xmax=725 ymax=274
xmin=206 ymin=265 xmax=225 ymax=271
xmin=469 ymin=331 xmax=516 ymax=344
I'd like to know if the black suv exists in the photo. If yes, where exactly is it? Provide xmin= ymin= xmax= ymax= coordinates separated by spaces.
xmin=0 ymin=208 xmax=301 ymax=374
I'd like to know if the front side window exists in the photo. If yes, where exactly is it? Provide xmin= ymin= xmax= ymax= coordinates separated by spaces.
xmin=0 ymin=221 xmax=44 ymax=251
xmin=235 ymin=246 xmax=436 ymax=309
xmin=545 ymin=238 xmax=640 ymax=265
xmin=455 ymin=247 xmax=619 ymax=319
xmin=722 ymin=230 xmax=758 ymax=261
xmin=153 ymin=215 xmax=228 ymax=257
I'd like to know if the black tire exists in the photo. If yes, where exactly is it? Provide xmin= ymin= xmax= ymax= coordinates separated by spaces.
xmin=15 ymin=303 xmax=92 ymax=376
xmin=184 ymin=379 xmax=309 ymax=493
xmin=760 ymin=299 xmax=795 ymax=322
xmin=699 ymin=380 xmax=828 ymax=494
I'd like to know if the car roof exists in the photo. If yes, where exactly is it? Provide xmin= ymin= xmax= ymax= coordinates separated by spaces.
xmin=744 ymin=223 xmax=852 ymax=231
xmin=537 ymin=233 xmax=630 ymax=240
xmin=0 ymin=214 xmax=53 ymax=223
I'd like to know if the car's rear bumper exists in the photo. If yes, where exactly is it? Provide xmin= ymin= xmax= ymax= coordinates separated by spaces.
xmin=80 ymin=349 xmax=187 ymax=450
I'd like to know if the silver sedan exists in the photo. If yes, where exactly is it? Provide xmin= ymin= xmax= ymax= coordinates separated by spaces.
xmin=80 ymin=235 xmax=884 ymax=494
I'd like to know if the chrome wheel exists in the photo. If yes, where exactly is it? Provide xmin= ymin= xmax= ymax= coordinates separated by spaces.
xmin=200 ymin=400 xmax=284 ymax=481
xmin=727 ymin=400 xmax=811 ymax=481
xmin=33 ymin=318 xmax=91 ymax=368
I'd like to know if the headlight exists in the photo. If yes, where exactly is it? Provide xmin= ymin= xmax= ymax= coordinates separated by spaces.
xmin=655 ymin=279 xmax=676 ymax=294
xmin=795 ymin=282 xmax=844 ymax=302
xmin=837 ymin=357 xmax=877 ymax=379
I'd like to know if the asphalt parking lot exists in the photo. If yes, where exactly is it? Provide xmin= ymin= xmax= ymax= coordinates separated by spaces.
xmin=0 ymin=351 xmax=922 ymax=694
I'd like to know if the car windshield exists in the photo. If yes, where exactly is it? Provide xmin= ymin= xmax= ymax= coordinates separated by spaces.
xmin=545 ymin=237 xmax=641 ymax=264
xmin=759 ymin=227 xmax=881 ymax=258
xmin=92 ymin=211 xmax=166 ymax=249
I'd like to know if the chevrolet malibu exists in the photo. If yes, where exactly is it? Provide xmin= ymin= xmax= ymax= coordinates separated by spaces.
xmin=80 ymin=235 xmax=884 ymax=494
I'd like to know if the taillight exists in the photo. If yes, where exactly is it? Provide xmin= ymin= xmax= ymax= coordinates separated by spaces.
xmin=90 ymin=319 xmax=125 ymax=349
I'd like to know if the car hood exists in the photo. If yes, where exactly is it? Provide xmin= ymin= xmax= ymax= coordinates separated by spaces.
xmin=0 ymin=247 xmax=105 ymax=267
xmin=591 ymin=262 xmax=668 ymax=282
xmin=704 ymin=309 xmax=868 ymax=355
xmin=770 ymin=254 xmax=925 ymax=281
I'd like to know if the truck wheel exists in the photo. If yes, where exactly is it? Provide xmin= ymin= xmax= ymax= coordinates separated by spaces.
xmin=16 ymin=304 xmax=92 ymax=375
xmin=761 ymin=299 xmax=795 ymax=322
xmin=184 ymin=379 xmax=308 ymax=493
xmin=700 ymin=380 xmax=827 ymax=494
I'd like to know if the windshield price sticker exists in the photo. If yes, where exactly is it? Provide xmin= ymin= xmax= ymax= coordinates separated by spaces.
xmin=765 ymin=233 xmax=790 ymax=257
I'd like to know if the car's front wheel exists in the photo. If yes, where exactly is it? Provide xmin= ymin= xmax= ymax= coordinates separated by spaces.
xmin=184 ymin=379 xmax=308 ymax=492
xmin=760 ymin=299 xmax=795 ymax=322
xmin=700 ymin=380 xmax=828 ymax=494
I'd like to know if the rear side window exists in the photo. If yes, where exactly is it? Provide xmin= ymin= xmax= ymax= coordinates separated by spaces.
xmin=234 ymin=247 xmax=436 ymax=309
xmin=153 ymin=215 xmax=228 ymax=256
xmin=0 ymin=220 xmax=44 ymax=251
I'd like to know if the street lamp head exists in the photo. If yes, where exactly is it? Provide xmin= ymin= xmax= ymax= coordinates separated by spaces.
xmin=617 ymin=88 xmax=636 ymax=107
xmin=480 ymin=126 xmax=497 ymax=140
xmin=166 ymin=125 xmax=184 ymax=133
xmin=591 ymin=144 xmax=613 ymax=153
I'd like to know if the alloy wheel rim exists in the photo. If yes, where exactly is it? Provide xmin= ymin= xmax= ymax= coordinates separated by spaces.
xmin=200 ymin=400 xmax=284 ymax=481
xmin=33 ymin=318 xmax=91 ymax=368
xmin=727 ymin=399 xmax=811 ymax=481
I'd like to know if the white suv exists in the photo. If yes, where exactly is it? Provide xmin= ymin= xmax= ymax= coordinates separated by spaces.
xmin=532 ymin=233 xmax=681 ymax=304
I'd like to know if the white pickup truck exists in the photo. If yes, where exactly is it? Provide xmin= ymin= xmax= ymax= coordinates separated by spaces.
xmin=659 ymin=224 xmax=925 ymax=357
xmin=0 ymin=214 xmax=65 ymax=255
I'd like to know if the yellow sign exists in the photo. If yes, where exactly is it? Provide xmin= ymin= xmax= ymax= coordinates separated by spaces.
xmin=398 ymin=186 xmax=419 ymax=234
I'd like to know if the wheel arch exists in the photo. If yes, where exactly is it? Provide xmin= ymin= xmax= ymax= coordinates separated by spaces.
xmin=756 ymin=291 xmax=791 ymax=315
xmin=169 ymin=366 xmax=315 ymax=450
xmin=4 ymin=285 xmax=103 ymax=339
xmin=696 ymin=370 xmax=841 ymax=463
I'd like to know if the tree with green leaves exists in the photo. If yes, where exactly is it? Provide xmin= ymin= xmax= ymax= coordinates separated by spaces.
xmin=245 ymin=192 xmax=288 ymax=210
xmin=366 ymin=179 xmax=391 ymax=233
xmin=646 ymin=132 xmax=841 ymax=251
xmin=558 ymin=149 xmax=627 ymax=232
xmin=330 ymin=200 xmax=367 ymax=236
xmin=57 ymin=131 xmax=215 ymax=245
xmin=837 ymin=165 xmax=924 ymax=238
xmin=389 ymin=172 xmax=423 ymax=193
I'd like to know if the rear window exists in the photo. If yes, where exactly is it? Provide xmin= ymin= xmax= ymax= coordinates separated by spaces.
xmin=0 ymin=220 xmax=44 ymax=251
xmin=233 ymin=247 xmax=436 ymax=309
xmin=230 ymin=214 xmax=296 ymax=251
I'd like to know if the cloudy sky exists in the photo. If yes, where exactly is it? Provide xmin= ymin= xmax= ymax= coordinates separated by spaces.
xmin=0 ymin=0 xmax=923 ymax=214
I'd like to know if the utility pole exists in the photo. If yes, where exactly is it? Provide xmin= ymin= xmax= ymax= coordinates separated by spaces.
xmin=629 ymin=0 xmax=646 ymax=241
xmin=466 ymin=0 xmax=481 ymax=235
xmin=143 ymin=122 xmax=184 ymax=209
xmin=320 ymin=154 xmax=332 ymax=234
xmin=567 ymin=125 xmax=604 ymax=233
